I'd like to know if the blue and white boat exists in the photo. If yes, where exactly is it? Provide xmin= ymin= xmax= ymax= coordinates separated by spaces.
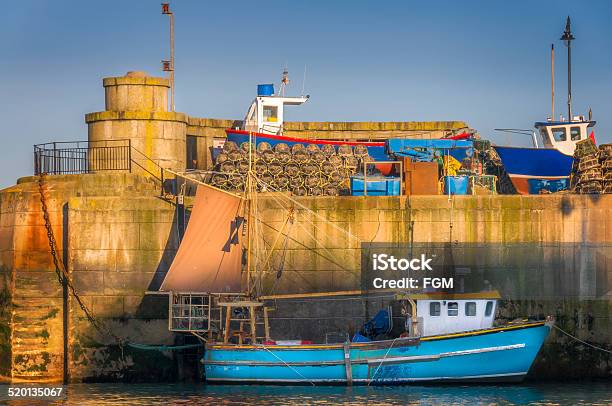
xmin=158 ymin=183 xmax=552 ymax=385
xmin=493 ymin=17 xmax=598 ymax=194
xmin=203 ymin=293 xmax=553 ymax=384
xmin=224 ymin=82 xmax=389 ymax=161
xmin=494 ymin=119 xmax=595 ymax=194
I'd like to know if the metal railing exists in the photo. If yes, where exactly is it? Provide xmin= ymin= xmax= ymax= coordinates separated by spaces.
xmin=34 ymin=140 xmax=131 ymax=175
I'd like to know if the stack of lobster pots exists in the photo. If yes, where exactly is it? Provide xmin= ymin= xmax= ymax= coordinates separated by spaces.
xmin=570 ymin=139 xmax=603 ymax=194
xmin=210 ymin=141 xmax=373 ymax=196
xmin=600 ymin=143 xmax=612 ymax=194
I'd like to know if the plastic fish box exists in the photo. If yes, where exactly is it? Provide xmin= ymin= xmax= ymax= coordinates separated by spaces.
xmin=350 ymin=176 xmax=401 ymax=196
xmin=443 ymin=176 xmax=469 ymax=195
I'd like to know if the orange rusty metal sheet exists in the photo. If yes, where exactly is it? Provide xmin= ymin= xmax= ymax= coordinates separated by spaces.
xmin=404 ymin=158 xmax=440 ymax=195
xmin=159 ymin=185 xmax=244 ymax=293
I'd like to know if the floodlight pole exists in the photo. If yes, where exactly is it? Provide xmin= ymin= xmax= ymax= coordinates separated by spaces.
xmin=162 ymin=3 xmax=175 ymax=111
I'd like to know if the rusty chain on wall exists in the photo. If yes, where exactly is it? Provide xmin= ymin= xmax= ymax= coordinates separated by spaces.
xmin=37 ymin=174 xmax=125 ymax=347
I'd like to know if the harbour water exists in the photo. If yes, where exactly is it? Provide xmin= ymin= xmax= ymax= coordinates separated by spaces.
xmin=1 ymin=382 xmax=611 ymax=405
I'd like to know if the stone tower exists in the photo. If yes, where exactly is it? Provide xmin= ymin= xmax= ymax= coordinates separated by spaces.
xmin=85 ymin=71 xmax=188 ymax=173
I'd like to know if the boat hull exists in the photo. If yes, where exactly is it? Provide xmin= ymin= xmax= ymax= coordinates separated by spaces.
xmin=225 ymin=129 xmax=388 ymax=161
xmin=203 ymin=322 xmax=551 ymax=385
xmin=493 ymin=146 xmax=574 ymax=194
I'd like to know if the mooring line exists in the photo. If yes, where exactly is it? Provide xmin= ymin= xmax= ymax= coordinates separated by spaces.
xmin=368 ymin=337 xmax=399 ymax=386
xmin=260 ymin=345 xmax=316 ymax=386
xmin=553 ymin=325 xmax=612 ymax=354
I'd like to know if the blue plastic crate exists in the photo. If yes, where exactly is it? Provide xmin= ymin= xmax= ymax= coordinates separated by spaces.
xmin=350 ymin=176 xmax=400 ymax=196
xmin=444 ymin=176 xmax=469 ymax=195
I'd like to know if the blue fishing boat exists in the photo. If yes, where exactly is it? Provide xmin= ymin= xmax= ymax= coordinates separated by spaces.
xmin=158 ymin=182 xmax=553 ymax=385
xmin=224 ymin=81 xmax=389 ymax=161
xmin=494 ymin=120 xmax=595 ymax=194
xmin=225 ymin=129 xmax=388 ymax=162
xmin=493 ymin=17 xmax=598 ymax=194
xmin=203 ymin=293 xmax=552 ymax=384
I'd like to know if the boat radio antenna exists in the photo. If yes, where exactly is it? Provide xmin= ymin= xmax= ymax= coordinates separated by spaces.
xmin=280 ymin=65 xmax=289 ymax=96
xmin=560 ymin=16 xmax=575 ymax=122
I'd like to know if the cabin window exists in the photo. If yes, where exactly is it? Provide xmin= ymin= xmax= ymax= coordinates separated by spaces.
xmin=551 ymin=127 xmax=567 ymax=142
xmin=429 ymin=302 xmax=441 ymax=316
xmin=263 ymin=105 xmax=278 ymax=122
xmin=447 ymin=302 xmax=458 ymax=316
xmin=465 ymin=302 xmax=477 ymax=316
xmin=570 ymin=126 xmax=582 ymax=141
xmin=540 ymin=129 xmax=550 ymax=144
xmin=485 ymin=301 xmax=494 ymax=317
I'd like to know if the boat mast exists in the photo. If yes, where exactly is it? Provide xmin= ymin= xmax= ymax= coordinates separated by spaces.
xmin=551 ymin=44 xmax=555 ymax=120
xmin=560 ymin=16 xmax=575 ymax=121
xmin=246 ymin=131 xmax=253 ymax=297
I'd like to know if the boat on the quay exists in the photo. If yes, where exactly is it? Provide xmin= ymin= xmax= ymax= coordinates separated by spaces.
xmin=493 ymin=17 xmax=598 ymax=194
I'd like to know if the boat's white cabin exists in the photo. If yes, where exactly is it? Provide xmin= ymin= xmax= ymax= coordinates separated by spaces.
xmin=535 ymin=119 xmax=596 ymax=156
xmin=410 ymin=299 xmax=498 ymax=336
xmin=243 ymin=84 xmax=309 ymax=135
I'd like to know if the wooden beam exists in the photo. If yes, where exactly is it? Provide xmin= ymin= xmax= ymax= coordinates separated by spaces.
xmin=263 ymin=307 xmax=271 ymax=341
xmin=260 ymin=290 xmax=364 ymax=300
xmin=218 ymin=301 xmax=264 ymax=307
xmin=223 ymin=306 xmax=232 ymax=344
xmin=343 ymin=343 xmax=353 ymax=386
xmin=249 ymin=305 xmax=257 ymax=344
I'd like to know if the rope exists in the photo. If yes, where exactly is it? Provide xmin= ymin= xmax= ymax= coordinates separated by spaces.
xmin=260 ymin=345 xmax=316 ymax=386
xmin=368 ymin=337 xmax=398 ymax=386
xmin=553 ymin=325 xmax=612 ymax=354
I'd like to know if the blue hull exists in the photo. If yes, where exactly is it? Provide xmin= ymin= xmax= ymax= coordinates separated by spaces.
xmin=203 ymin=322 xmax=551 ymax=384
xmin=493 ymin=146 xmax=574 ymax=194
xmin=226 ymin=130 xmax=388 ymax=162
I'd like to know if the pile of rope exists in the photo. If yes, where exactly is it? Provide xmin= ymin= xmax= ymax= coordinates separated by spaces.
xmin=210 ymin=141 xmax=373 ymax=196
xmin=570 ymin=139 xmax=610 ymax=194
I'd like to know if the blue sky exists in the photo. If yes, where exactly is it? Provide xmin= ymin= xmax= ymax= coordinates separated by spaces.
xmin=1 ymin=1 xmax=611 ymax=187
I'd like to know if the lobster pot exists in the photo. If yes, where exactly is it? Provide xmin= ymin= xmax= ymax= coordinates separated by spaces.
xmin=275 ymin=143 xmax=290 ymax=153
xmin=337 ymin=145 xmax=353 ymax=156
xmin=321 ymin=144 xmax=336 ymax=156
xmin=223 ymin=141 xmax=238 ymax=152
xmin=599 ymin=144 xmax=612 ymax=193
xmin=210 ymin=138 xmax=376 ymax=196
xmin=571 ymin=139 xmax=602 ymax=194
xmin=257 ymin=141 xmax=272 ymax=152
xmin=305 ymin=144 xmax=320 ymax=154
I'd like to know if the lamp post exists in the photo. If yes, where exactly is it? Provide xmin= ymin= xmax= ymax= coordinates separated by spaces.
xmin=560 ymin=16 xmax=575 ymax=122
xmin=162 ymin=3 xmax=175 ymax=112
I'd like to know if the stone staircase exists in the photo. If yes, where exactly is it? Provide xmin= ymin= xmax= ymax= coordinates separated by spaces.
xmin=10 ymin=274 xmax=64 ymax=382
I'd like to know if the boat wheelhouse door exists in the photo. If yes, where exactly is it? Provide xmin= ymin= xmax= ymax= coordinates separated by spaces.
xmin=535 ymin=120 xmax=596 ymax=156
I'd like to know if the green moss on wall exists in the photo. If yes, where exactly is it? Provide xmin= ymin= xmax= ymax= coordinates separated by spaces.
xmin=0 ymin=269 xmax=12 ymax=377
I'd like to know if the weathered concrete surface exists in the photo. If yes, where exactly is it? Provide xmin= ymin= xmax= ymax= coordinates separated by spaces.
xmin=2 ymin=176 xmax=610 ymax=381
xmin=103 ymin=71 xmax=169 ymax=113
xmin=86 ymin=72 xmax=188 ymax=172
xmin=0 ymin=173 xmax=178 ymax=383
